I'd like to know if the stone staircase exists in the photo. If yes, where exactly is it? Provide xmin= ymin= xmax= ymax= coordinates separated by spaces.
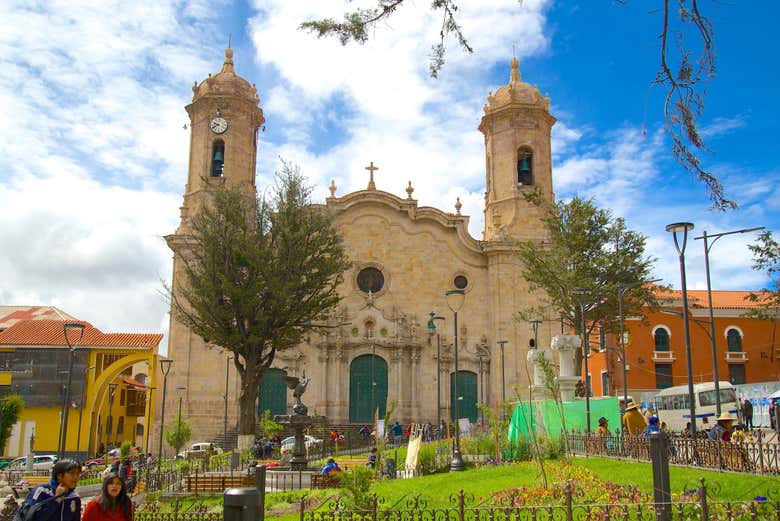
xmin=211 ymin=427 xmax=239 ymax=451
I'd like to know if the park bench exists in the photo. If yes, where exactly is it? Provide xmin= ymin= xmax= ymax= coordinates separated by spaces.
xmin=340 ymin=458 xmax=372 ymax=470
xmin=184 ymin=474 xmax=254 ymax=493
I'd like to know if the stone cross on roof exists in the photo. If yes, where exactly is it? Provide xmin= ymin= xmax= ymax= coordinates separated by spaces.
xmin=365 ymin=161 xmax=379 ymax=190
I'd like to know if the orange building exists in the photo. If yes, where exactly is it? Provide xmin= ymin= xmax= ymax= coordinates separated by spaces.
xmin=588 ymin=290 xmax=779 ymax=404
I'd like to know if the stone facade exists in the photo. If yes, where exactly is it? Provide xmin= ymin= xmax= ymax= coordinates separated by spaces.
xmin=160 ymin=50 xmax=559 ymax=443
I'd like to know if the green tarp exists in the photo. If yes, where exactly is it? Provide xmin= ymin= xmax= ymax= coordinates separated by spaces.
xmin=508 ymin=397 xmax=621 ymax=441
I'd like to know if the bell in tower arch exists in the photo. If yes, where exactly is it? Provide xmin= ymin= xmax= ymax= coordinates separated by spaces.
xmin=211 ymin=141 xmax=225 ymax=177
xmin=517 ymin=151 xmax=532 ymax=186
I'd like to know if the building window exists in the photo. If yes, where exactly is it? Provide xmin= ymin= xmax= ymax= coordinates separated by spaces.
xmin=729 ymin=364 xmax=745 ymax=385
xmin=655 ymin=364 xmax=673 ymax=389
xmin=726 ymin=328 xmax=742 ymax=352
xmin=654 ymin=328 xmax=670 ymax=351
xmin=517 ymin=148 xmax=533 ymax=185
xmin=117 ymin=416 xmax=124 ymax=435
xmin=453 ymin=275 xmax=468 ymax=289
xmin=599 ymin=327 xmax=606 ymax=352
xmin=357 ymin=267 xmax=384 ymax=293
xmin=600 ymin=371 xmax=609 ymax=397
xmin=211 ymin=140 xmax=225 ymax=177
xmin=120 ymin=389 xmax=126 ymax=406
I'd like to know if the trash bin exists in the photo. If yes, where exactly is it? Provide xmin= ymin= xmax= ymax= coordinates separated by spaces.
xmin=231 ymin=451 xmax=240 ymax=470
xmin=224 ymin=487 xmax=260 ymax=521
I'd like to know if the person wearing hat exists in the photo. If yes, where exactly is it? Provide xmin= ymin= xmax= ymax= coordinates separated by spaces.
xmin=643 ymin=416 xmax=661 ymax=437
xmin=622 ymin=402 xmax=647 ymax=436
xmin=596 ymin=417 xmax=610 ymax=437
xmin=320 ymin=457 xmax=341 ymax=476
xmin=707 ymin=412 xmax=734 ymax=442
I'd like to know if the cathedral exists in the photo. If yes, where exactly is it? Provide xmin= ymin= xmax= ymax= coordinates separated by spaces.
xmin=163 ymin=48 xmax=557 ymax=445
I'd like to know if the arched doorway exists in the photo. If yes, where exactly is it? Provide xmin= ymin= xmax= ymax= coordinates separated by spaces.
xmin=258 ymin=368 xmax=288 ymax=417
xmin=450 ymin=370 xmax=478 ymax=422
xmin=349 ymin=354 xmax=387 ymax=423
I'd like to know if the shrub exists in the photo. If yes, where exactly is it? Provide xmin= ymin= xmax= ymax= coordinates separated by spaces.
xmin=338 ymin=466 xmax=373 ymax=507
xmin=541 ymin=436 xmax=563 ymax=460
xmin=505 ymin=438 xmax=532 ymax=462
xmin=417 ymin=443 xmax=449 ymax=475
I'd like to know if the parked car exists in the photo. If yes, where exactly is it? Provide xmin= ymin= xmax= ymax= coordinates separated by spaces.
xmin=177 ymin=442 xmax=223 ymax=459
xmin=9 ymin=454 xmax=58 ymax=470
xmin=84 ymin=448 xmax=121 ymax=469
xmin=280 ymin=435 xmax=323 ymax=455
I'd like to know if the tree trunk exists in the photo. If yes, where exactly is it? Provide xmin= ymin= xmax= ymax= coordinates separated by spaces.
xmin=238 ymin=371 xmax=260 ymax=435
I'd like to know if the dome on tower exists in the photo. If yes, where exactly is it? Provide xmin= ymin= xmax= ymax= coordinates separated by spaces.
xmin=192 ymin=47 xmax=259 ymax=103
xmin=483 ymin=57 xmax=550 ymax=114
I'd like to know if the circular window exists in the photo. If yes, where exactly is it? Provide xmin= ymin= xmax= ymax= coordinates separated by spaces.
xmin=357 ymin=267 xmax=384 ymax=293
xmin=453 ymin=275 xmax=469 ymax=289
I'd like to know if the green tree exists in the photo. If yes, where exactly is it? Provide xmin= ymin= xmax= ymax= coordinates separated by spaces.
xmin=167 ymin=161 xmax=351 ymax=435
xmin=516 ymin=196 xmax=659 ymax=375
xmin=257 ymin=410 xmax=284 ymax=439
xmin=164 ymin=415 xmax=192 ymax=455
xmin=0 ymin=395 xmax=24 ymax=456
xmin=745 ymin=231 xmax=780 ymax=321
xmin=301 ymin=1 xmax=731 ymax=209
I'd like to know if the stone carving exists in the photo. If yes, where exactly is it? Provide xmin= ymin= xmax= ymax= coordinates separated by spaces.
xmin=285 ymin=374 xmax=310 ymax=416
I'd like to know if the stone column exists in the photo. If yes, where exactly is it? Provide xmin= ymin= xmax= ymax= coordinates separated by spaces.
xmin=550 ymin=335 xmax=581 ymax=401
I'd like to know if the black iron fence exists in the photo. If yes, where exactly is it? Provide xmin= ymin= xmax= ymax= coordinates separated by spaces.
xmin=135 ymin=499 xmax=222 ymax=521
xmin=565 ymin=432 xmax=780 ymax=474
xmin=301 ymin=483 xmax=780 ymax=521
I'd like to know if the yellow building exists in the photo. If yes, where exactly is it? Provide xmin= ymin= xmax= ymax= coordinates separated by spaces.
xmin=0 ymin=307 xmax=161 ymax=458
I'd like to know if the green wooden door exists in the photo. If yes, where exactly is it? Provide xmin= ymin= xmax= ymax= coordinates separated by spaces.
xmin=258 ymin=368 xmax=287 ymax=417
xmin=450 ymin=370 xmax=478 ymax=422
xmin=349 ymin=354 xmax=387 ymax=423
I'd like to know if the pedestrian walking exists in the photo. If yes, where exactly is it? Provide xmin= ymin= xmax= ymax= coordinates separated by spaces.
xmin=742 ymin=399 xmax=754 ymax=430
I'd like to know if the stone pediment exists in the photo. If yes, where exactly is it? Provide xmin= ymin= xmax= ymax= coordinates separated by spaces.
xmin=326 ymin=188 xmax=483 ymax=254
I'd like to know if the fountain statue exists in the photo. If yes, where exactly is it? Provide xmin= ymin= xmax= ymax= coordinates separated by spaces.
xmin=274 ymin=373 xmax=316 ymax=470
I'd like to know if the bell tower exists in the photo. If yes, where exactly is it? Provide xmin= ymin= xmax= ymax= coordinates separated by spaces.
xmin=479 ymin=57 xmax=555 ymax=242
xmin=177 ymin=47 xmax=265 ymax=231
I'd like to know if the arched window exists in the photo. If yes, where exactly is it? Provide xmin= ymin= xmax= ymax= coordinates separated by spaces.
xmin=117 ymin=416 xmax=125 ymax=434
xmin=517 ymin=147 xmax=533 ymax=186
xmin=727 ymin=328 xmax=742 ymax=352
xmin=654 ymin=328 xmax=670 ymax=351
xmin=211 ymin=140 xmax=225 ymax=177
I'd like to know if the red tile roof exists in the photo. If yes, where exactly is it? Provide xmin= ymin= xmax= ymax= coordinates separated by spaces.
xmin=0 ymin=320 xmax=162 ymax=349
xmin=654 ymin=289 xmax=769 ymax=310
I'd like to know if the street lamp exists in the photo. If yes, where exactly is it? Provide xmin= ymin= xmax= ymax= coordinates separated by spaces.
xmin=572 ymin=288 xmax=592 ymax=433
xmin=666 ymin=221 xmax=697 ymax=436
xmin=58 ymin=322 xmax=85 ymax=459
xmin=145 ymin=386 xmax=156 ymax=454
xmin=427 ymin=312 xmax=446 ymax=427
xmin=445 ymin=289 xmax=466 ymax=472
xmin=618 ymin=279 xmax=662 ymax=408
xmin=176 ymin=386 xmax=187 ymax=421
xmin=107 ymin=382 xmax=118 ymax=447
xmin=694 ymin=226 xmax=764 ymax=415
xmin=224 ymin=355 xmax=232 ymax=449
xmin=158 ymin=359 xmax=173 ymax=465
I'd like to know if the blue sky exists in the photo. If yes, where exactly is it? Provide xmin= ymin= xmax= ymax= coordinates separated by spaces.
xmin=1 ymin=1 xmax=777 ymax=347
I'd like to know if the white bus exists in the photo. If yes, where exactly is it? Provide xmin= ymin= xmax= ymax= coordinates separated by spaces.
xmin=653 ymin=381 xmax=739 ymax=432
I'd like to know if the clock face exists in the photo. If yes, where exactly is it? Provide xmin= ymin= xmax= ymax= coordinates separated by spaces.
xmin=210 ymin=117 xmax=228 ymax=134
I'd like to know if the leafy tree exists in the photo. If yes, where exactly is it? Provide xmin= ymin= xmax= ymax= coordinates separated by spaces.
xmin=164 ymin=415 xmax=192 ymax=455
xmin=516 ymin=195 xmax=659 ymax=375
xmin=119 ymin=440 xmax=132 ymax=461
xmin=0 ymin=395 xmax=24 ymax=455
xmin=301 ymin=1 xmax=732 ymax=209
xmin=257 ymin=410 xmax=284 ymax=439
xmin=745 ymin=231 xmax=780 ymax=321
xmin=167 ymin=162 xmax=351 ymax=435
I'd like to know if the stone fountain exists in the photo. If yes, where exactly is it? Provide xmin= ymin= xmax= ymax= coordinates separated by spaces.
xmin=274 ymin=374 xmax=315 ymax=470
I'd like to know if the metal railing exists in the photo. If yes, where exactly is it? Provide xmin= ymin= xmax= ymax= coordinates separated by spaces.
xmin=301 ymin=483 xmax=780 ymax=521
xmin=566 ymin=431 xmax=780 ymax=474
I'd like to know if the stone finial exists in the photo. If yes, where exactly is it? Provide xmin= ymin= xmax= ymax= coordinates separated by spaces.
xmin=510 ymin=56 xmax=521 ymax=83
xmin=406 ymin=181 xmax=414 ymax=199
xmin=221 ymin=47 xmax=235 ymax=74
xmin=455 ymin=197 xmax=462 ymax=215
xmin=329 ymin=179 xmax=337 ymax=197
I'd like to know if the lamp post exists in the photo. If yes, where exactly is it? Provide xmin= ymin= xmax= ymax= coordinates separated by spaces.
xmin=158 ymin=359 xmax=173 ymax=465
xmin=107 ymin=382 xmax=118 ymax=447
xmin=445 ymin=289 xmax=466 ymax=472
xmin=176 ymin=386 xmax=187 ymax=421
xmin=496 ymin=340 xmax=508 ymax=406
xmin=694 ymin=226 xmax=764 ymax=416
xmin=224 ymin=355 xmax=232 ymax=449
xmin=618 ymin=279 xmax=662 ymax=408
xmin=666 ymin=221 xmax=697 ymax=436
xmin=145 ymin=386 xmax=156 ymax=455
xmin=427 ymin=312 xmax=446 ymax=427
xmin=572 ymin=289 xmax=592 ymax=433
xmin=58 ymin=322 xmax=85 ymax=459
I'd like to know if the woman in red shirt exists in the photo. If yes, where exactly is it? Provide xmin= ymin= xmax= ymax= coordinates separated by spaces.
xmin=82 ymin=473 xmax=133 ymax=521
